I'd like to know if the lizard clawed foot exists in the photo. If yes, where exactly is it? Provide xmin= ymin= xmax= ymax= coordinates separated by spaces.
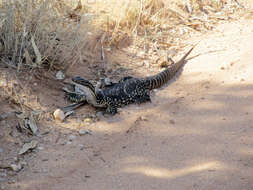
xmin=105 ymin=106 xmax=117 ymax=115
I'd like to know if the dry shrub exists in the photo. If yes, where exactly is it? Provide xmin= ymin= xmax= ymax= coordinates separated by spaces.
xmin=0 ymin=0 xmax=96 ymax=71
xmin=0 ymin=0 xmax=242 ymax=72
xmin=90 ymin=0 xmax=242 ymax=49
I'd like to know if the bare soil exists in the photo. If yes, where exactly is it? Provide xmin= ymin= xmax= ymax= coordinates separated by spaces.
xmin=1 ymin=7 xmax=253 ymax=190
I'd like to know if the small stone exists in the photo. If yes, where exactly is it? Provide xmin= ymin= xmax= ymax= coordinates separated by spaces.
xmin=53 ymin=109 xmax=65 ymax=122
xmin=140 ymin=116 xmax=148 ymax=121
xmin=0 ymin=113 xmax=8 ymax=121
xmin=20 ymin=161 xmax=27 ymax=167
xmin=96 ymin=112 xmax=103 ymax=117
xmin=104 ymin=78 xmax=111 ymax=86
xmin=0 ymin=147 xmax=3 ymax=153
xmin=0 ymin=79 xmax=7 ymax=87
xmin=79 ymin=144 xmax=85 ymax=150
xmin=19 ymin=140 xmax=38 ymax=155
xmin=230 ymin=62 xmax=235 ymax=66
xmin=8 ymin=179 xmax=16 ymax=184
xmin=68 ymin=135 xmax=76 ymax=141
xmin=84 ymin=118 xmax=92 ymax=123
xmin=10 ymin=163 xmax=22 ymax=172
xmin=79 ymin=129 xmax=87 ymax=135
xmin=38 ymin=146 xmax=44 ymax=150
xmin=220 ymin=66 xmax=225 ymax=70
xmin=56 ymin=71 xmax=65 ymax=80
xmin=79 ymin=129 xmax=91 ymax=136
xmin=66 ymin=141 xmax=72 ymax=145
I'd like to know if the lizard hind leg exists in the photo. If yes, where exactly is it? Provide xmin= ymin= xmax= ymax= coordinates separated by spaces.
xmin=135 ymin=90 xmax=151 ymax=104
xmin=135 ymin=95 xmax=151 ymax=104
xmin=105 ymin=105 xmax=118 ymax=115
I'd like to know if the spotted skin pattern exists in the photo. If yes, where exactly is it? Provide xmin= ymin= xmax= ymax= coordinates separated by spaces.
xmin=65 ymin=46 xmax=195 ymax=115
xmin=95 ymin=78 xmax=151 ymax=114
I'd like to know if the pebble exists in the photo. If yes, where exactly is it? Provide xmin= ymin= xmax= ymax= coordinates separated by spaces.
xmin=79 ymin=129 xmax=92 ymax=136
xmin=0 ymin=147 xmax=3 ymax=153
xmin=66 ymin=141 xmax=72 ymax=145
xmin=38 ymin=146 xmax=44 ymax=150
xmin=20 ymin=161 xmax=27 ymax=167
xmin=84 ymin=118 xmax=92 ymax=123
xmin=104 ymin=78 xmax=111 ymax=85
xmin=140 ymin=116 xmax=148 ymax=121
xmin=56 ymin=71 xmax=65 ymax=80
xmin=8 ymin=179 xmax=16 ymax=184
xmin=96 ymin=112 xmax=103 ymax=117
xmin=0 ymin=113 xmax=8 ymax=121
xmin=79 ymin=129 xmax=87 ymax=135
xmin=53 ymin=109 xmax=65 ymax=122
xmin=0 ymin=79 xmax=7 ymax=87
xmin=79 ymin=144 xmax=85 ymax=150
xmin=68 ymin=135 xmax=76 ymax=141
xmin=10 ymin=163 xmax=22 ymax=172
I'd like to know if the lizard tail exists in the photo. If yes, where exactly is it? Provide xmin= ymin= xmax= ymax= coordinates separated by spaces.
xmin=145 ymin=44 xmax=197 ymax=90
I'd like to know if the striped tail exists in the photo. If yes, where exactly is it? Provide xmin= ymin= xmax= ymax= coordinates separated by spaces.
xmin=145 ymin=45 xmax=196 ymax=90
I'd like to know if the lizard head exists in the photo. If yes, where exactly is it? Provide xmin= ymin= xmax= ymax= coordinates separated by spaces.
xmin=72 ymin=76 xmax=95 ymax=93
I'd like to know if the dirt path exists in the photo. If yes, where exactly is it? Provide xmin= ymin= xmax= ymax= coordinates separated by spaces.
xmin=3 ymin=13 xmax=253 ymax=190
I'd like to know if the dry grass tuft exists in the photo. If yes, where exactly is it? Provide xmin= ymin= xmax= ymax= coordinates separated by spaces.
xmin=0 ymin=0 xmax=243 ymax=71
xmin=88 ymin=0 xmax=242 ymax=50
xmin=0 ymin=0 xmax=97 ymax=72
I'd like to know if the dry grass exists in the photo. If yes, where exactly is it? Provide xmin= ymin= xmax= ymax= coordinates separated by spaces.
xmin=91 ymin=0 xmax=241 ymax=46
xmin=0 ymin=0 xmax=242 ymax=71
xmin=0 ymin=0 xmax=96 ymax=72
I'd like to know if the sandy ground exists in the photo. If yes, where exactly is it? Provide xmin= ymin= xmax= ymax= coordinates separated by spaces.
xmin=1 ymin=7 xmax=253 ymax=190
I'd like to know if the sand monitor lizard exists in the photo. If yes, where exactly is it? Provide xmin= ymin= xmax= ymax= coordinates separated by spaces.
xmin=63 ymin=45 xmax=196 ymax=114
